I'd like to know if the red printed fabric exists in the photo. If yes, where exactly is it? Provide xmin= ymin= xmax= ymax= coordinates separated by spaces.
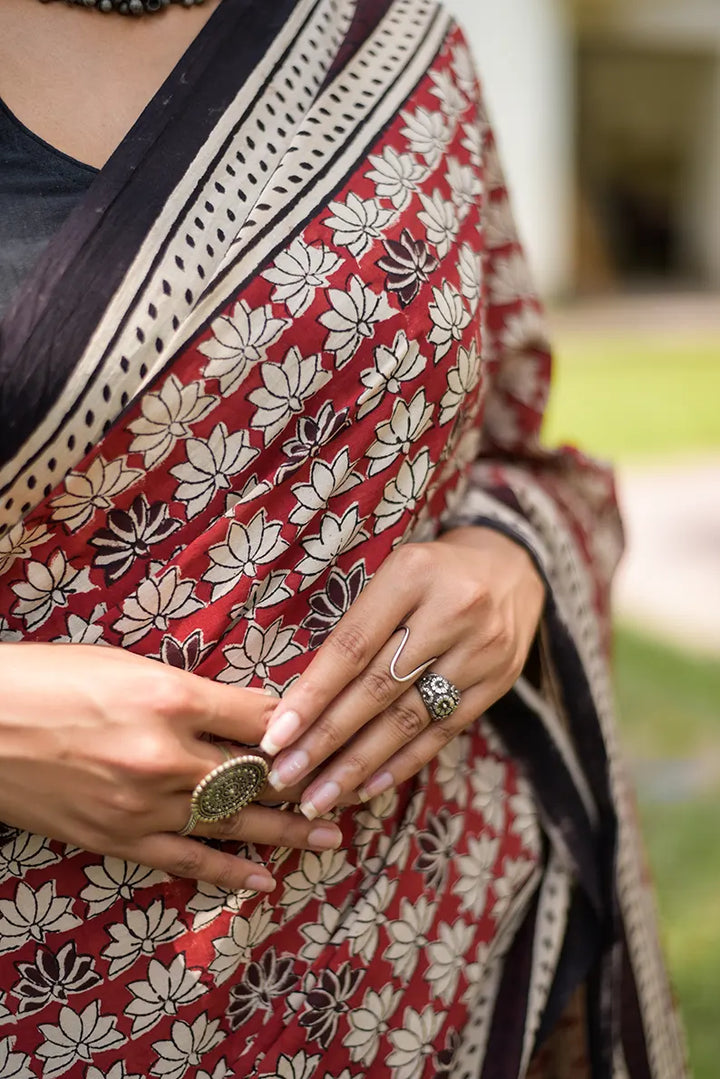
xmin=0 ymin=2 xmax=686 ymax=1078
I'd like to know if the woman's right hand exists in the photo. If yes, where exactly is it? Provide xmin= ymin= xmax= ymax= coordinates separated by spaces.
xmin=0 ymin=642 xmax=344 ymax=893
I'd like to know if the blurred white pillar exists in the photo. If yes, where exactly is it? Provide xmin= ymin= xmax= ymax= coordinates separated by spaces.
xmin=446 ymin=0 xmax=574 ymax=299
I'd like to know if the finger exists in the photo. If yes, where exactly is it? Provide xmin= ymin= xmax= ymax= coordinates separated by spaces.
xmin=128 ymin=833 xmax=277 ymax=893
xmin=355 ymin=678 xmax=505 ymax=803
xmin=192 ymin=803 xmax=343 ymax=851
xmin=185 ymin=675 xmax=277 ymax=744
xmin=298 ymin=662 xmax=497 ymax=818
xmin=259 ymin=552 xmax=423 ymax=757
xmin=265 ymin=614 xmax=451 ymax=792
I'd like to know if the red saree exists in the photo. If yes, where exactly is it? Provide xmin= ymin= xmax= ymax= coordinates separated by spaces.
xmin=0 ymin=1 xmax=686 ymax=1077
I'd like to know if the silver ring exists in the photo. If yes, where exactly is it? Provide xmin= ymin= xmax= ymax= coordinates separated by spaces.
xmin=416 ymin=671 xmax=461 ymax=722
xmin=388 ymin=625 xmax=438 ymax=684
xmin=179 ymin=751 xmax=269 ymax=837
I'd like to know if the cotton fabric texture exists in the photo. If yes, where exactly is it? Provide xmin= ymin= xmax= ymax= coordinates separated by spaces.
xmin=0 ymin=1 xmax=686 ymax=1077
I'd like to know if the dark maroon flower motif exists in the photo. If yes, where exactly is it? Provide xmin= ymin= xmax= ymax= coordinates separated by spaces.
xmin=89 ymin=495 xmax=181 ymax=584
xmin=158 ymin=629 xmax=212 ymax=672
xmin=226 ymin=948 xmax=298 ymax=1030
xmin=276 ymin=402 xmax=350 ymax=484
xmin=299 ymin=962 xmax=364 ymax=1049
xmin=414 ymin=808 xmax=459 ymax=890
xmin=434 ymin=1029 xmax=461 ymax=1078
xmin=303 ymin=561 xmax=368 ymax=648
xmin=13 ymin=941 xmax=101 ymax=1015
xmin=376 ymin=229 xmax=439 ymax=307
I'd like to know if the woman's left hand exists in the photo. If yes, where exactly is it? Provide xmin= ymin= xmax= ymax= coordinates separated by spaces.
xmin=260 ymin=527 xmax=546 ymax=819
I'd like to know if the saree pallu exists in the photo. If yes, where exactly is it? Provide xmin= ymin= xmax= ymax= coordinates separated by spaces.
xmin=0 ymin=1 xmax=686 ymax=1077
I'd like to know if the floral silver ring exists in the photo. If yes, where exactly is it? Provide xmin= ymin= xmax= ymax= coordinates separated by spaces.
xmin=178 ymin=750 xmax=269 ymax=837
xmin=416 ymin=671 xmax=461 ymax=723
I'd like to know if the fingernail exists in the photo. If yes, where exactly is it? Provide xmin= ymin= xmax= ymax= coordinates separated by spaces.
xmin=358 ymin=771 xmax=394 ymax=803
xmin=308 ymin=824 xmax=343 ymax=850
xmin=246 ymin=873 xmax=276 ymax=893
xmin=301 ymin=780 xmax=342 ymax=821
xmin=260 ymin=709 xmax=302 ymax=756
xmin=268 ymin=749 xmax=310 ymax=792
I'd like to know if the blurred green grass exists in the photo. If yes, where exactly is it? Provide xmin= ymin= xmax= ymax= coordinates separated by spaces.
xmin=544 ymin=333 xmax=720 ymax=460
xmin=548 ymin=326 xmax=720 ymax=1079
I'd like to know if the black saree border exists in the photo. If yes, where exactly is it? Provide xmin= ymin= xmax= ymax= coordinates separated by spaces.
xmin=0 ymin=0 xmax=302 ymax=469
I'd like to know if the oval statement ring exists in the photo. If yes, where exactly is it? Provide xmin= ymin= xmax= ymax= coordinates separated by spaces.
xmin=179 ymin=753 xmax=269 ymax=836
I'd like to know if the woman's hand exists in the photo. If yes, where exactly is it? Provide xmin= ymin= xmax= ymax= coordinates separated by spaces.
xmin=261 ymin=527 xmax=545 ymax=817
xmin=0 ymin=643 xmax=343 ymax=892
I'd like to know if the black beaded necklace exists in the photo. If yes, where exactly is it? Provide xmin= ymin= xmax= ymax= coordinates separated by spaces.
xmin=38 ymin=0 xmax=205 ymax=14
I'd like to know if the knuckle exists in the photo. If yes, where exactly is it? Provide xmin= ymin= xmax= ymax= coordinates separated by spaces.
xmin=430 ymin=719 xmax=458 ymax=747
xmin=102 ymin=786 xmax=151 ymax=818
xmin=459 ymin=581 xmax=491 ymax=614
xmin=362 ymin=666 xmax=397 ymax=707
xmin=392 ymin=542 xmax=432 ymax=576
xmin=144 ymin=672 xmax=197 ymax=722
xmin=312 ymin=714 xmax=344 ymax=753
xmin=172 ymin=848 xmax=206 ymax=881
xmin=125 ymin=734 xmax=181 ymax=780
xmin=388 ymin=701 xmax=425 ymax=741
xmin=487 ymin=619 xmax=512 ymax=653
xmin=329 ymin=624 xmax=372 ymax=669
xmin=342 ymin=750 xmax=370 ymax=777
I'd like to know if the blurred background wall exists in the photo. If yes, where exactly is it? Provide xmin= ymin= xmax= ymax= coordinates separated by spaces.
xmin=446 ymin=2 xmax=720 ymax=1076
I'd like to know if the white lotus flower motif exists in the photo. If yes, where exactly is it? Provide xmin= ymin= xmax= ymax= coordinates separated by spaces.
xmin=0 ymin=833 xmax=59 ymax=886
xmin=198 ymin=300 xmax=289 ymax=397
xmin=429 ymin=67 xmax=468 ymax=120
xmin=461 ymin=120 xmax=484 ymax=167
xmin=80 ymin=857 xmax=167 ymax=917
xmin=383 ymin=896 xmax=435 ymax=982
xmin=217 ymin=617 xmax=302 ymax=686
xmin=324 ymin=191 xmax=395 ymax=259
xmin=500 ymin=305 xmax=549 ymax=352
xmin=470 ymin=757 xmax=508 ymax=832
xmin=457 ymin=243 xmax=482 ymax=310
xmin=128 ymin=376 xmax=216 ymax=469
xmin=262 ymin=238 xmax=341 ymax=317
xmin=86 ymin=1064 xmax=142 ymax=1079
xmin=102 ymin=898 xmax=184 ymax=978
xmin=289 ymin=449 xmax=361 ymax=527
xmin=150 ymin=1013 xmax=224 ymax=1079
xmin=49 ymin=455 xmax=143 ymax=532
xmin=0 ymin=521 xmax=51 ymax=577
xmin=452 ymin=39 xmax=478 ymax=96
xmin=435 ymin=731 xmax=471 ymax=806
xmin=428 ymin=282 xmax=472 ymax=362
xmin=386 ymin=1004 xmax=445 ymax=1079
xmin=453 ymin=834 xmax=500 ymax=917
xmin=52 ymin=604 xmax=107 ymax=645
xmin=345 ymin=984 xmax=402 ymax=1065
xmin=365 ymin=146 xmax=426 ymax=211
xmin=400 ymin=105 xmax=449 ymax=167
xmin=439 ymin=341 xmax=482 ymax=425
xmin=319 ymin=276 xmax=394 ymax=368
xmin=186 ymin=880 xmax=248 ymax=933
xmin=425 ymin=920 xmax=475 ymax=1004
xmin=489 ymin=250 xmax=535 ymax=306
xmin=294 ymin=506 xmax=368 ymax=587
xmin=365 ymin=387 xmax=434 ymax=477
xmin=208 ymin=905 xmax=275 ymax=986
xmin=204 ymin=508 xmax=288 ymax=601
xmin=248 ymin=347 xmax=331 ymax=444
xmin=417 ymin=188 xmax=459 ymax=259
xmin=0 ymin=616 xmax=21 ymax=643
xmin=113 ymin=567 xmax=203 ymax=647
xmin=356 ymin=330 xmax=426 ymax=420
xmin=257 ymin=1050 xmax=322 ymax=1079
xmin=279 ymin=850 xmax=354 ymax=921
xmin=344 ymin=875 xmax=398 ymax=963
xmin=0 ymin=880 xmax=81 ymax=956
xmin=0 ymin=1035 xmax=42 ymax=1079
xmin=298 ymin=904 xmax=342 ymax=964
xmin=484 ymin=195 xmax=517 ymax=250
xmin=36 ymin=1000 xmax=124 ymax=1077
xmin=491 ymin=856 xmax=538 ymax=924
xmin=374 ymin=447 xmax=432 ymax=533
xmin=11 ymin=549 xmax=93 ymax=632
xmin=127 ymin=956 xmax=206 ymax=1037
xmin=170 ymin=423 xmax=259 ymax=518
xmin=509 ymin=786 xmax=541 ymax=854
xmin=447 ymin=156 xmax=483 ymax=217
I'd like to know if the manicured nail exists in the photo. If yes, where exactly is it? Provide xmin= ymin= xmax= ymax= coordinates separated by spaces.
xmin=308 ymin=824 xmax=343 ymax=850
xmin=246 ymin=873 xmax=276 ymax=893
xmin=301 ymin=780 xmax=342 ymax=821
xmin=260 ymin=709 xmax=302 ymax=756
xmin=358 ymin=771 xmax=394 ymax=803
xmin=268 ymin=749 xmax=310 ymax=792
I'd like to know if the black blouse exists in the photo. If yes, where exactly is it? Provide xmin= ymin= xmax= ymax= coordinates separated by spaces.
xmin=0 ymin=97 xmax=96 ymax=321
